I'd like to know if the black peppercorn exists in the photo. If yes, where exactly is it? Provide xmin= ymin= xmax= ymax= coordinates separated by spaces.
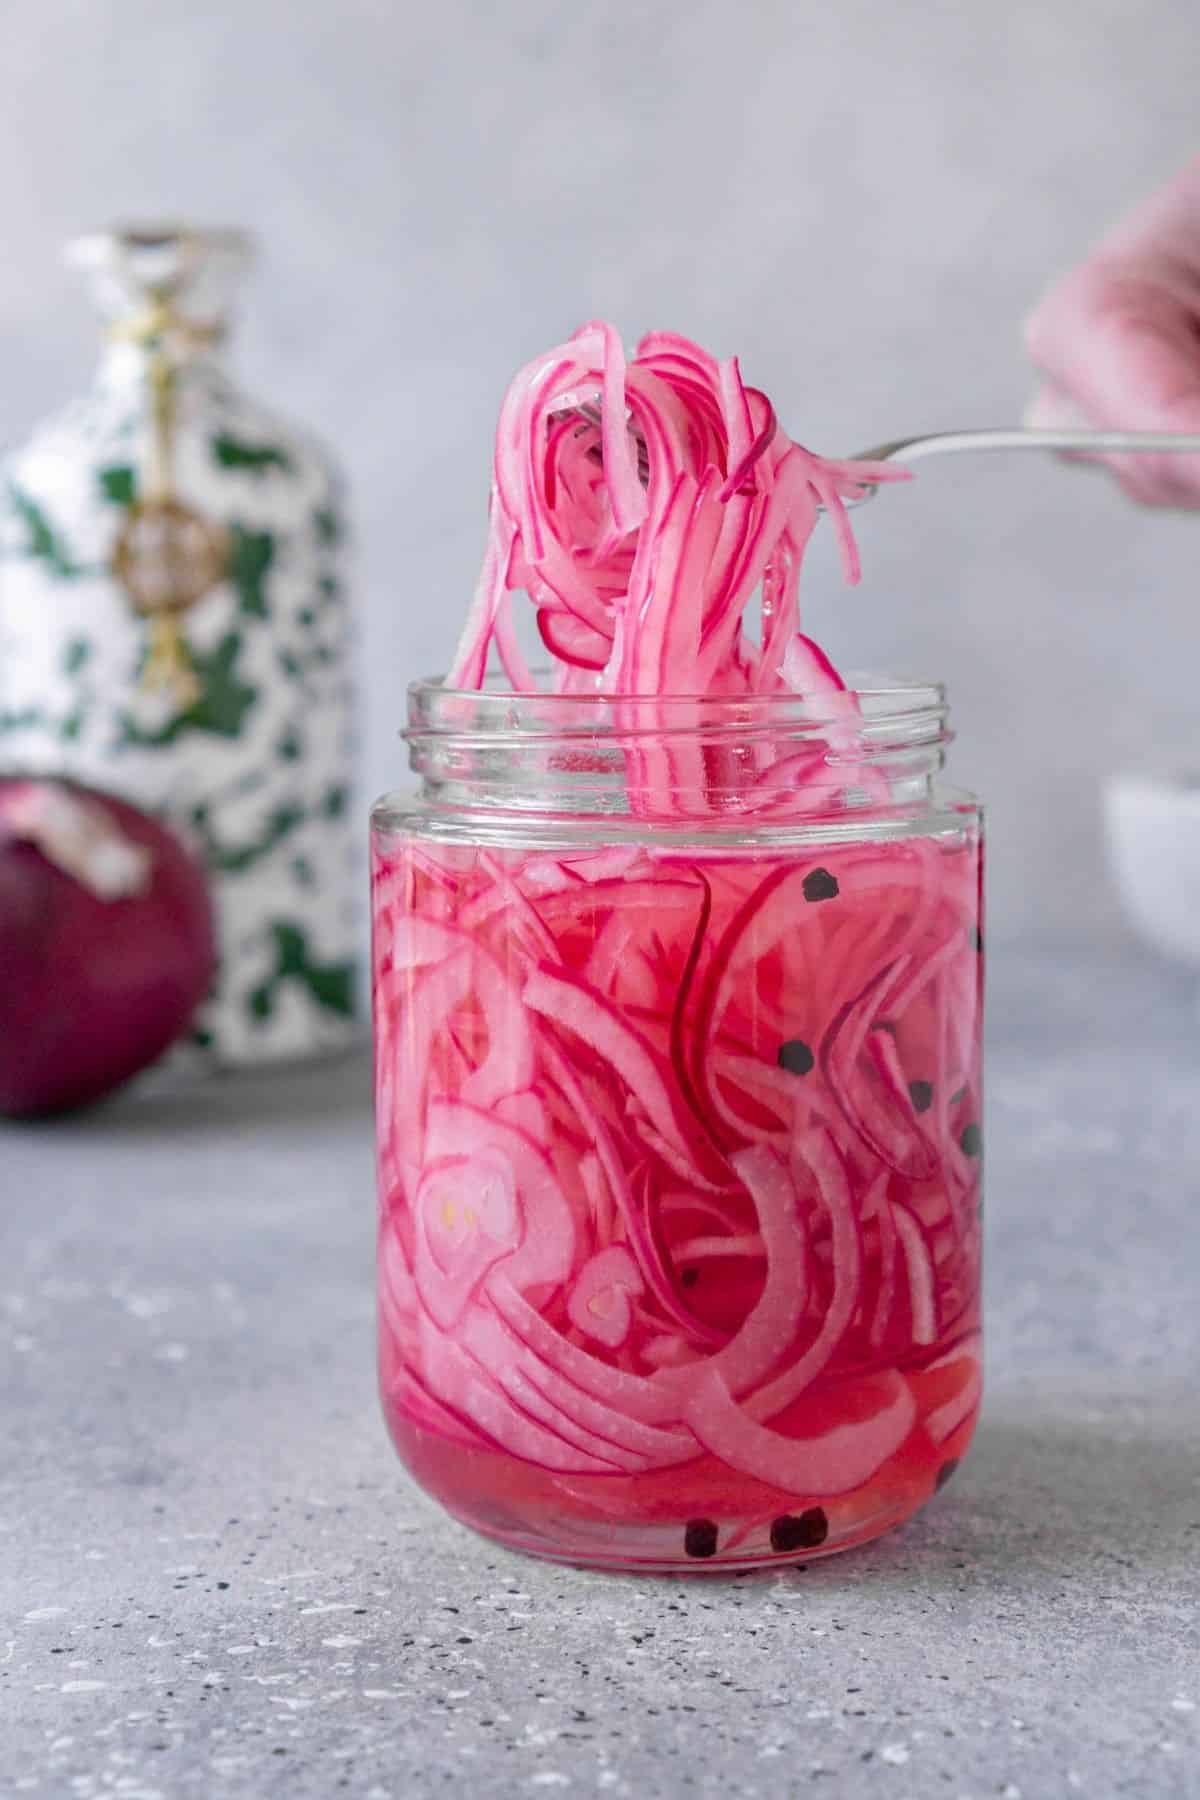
xmin=684 ymin=1518 xmax=719 ymax=1558
xmin=777 ymin=1038 xmax=815 ymax=1076
xmin=769 ymin=1508 xmax=829 ymax=1553
xmin=960 ymin=1122 xmax=983 ymax=1158
xmin=802 ymin=868 xmax=839 ymax=903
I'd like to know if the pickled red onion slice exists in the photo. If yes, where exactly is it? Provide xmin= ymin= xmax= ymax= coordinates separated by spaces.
xmin=685 ymin=1366 xmax=917 ymax=1497
xmin=448 ymin=323 xmax=908 ymax=712
xmin=376 ymin=835 xmax=982 ymax=1505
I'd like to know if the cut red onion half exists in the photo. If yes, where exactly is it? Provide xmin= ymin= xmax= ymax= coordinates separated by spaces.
xmin=0 ymin=777 xmax=215 ymax=1117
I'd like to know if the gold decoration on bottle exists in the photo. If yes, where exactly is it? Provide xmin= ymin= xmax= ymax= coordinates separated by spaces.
xmin=109 ymin=248 xmax=228 ymax=711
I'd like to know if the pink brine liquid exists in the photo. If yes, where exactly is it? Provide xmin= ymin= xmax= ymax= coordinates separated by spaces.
xmin=372 ymin=829 xmax=983 ymax=1570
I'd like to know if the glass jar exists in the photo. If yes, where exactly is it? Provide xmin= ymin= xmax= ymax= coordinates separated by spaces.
xmin=372 ymin=677 xmax=983 ymax=1571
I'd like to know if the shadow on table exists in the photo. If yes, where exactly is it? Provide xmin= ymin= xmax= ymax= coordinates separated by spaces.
xmin=907 ymin=1406 xmax=1200 ymax=1580
xmin=855 ymin=1405 xmax=1198 ymax=1593
xmin=7 ymin=1048 xmax=374 ymax=1140
xmin=700 ymin=1403 xmax=1200 ymax=1593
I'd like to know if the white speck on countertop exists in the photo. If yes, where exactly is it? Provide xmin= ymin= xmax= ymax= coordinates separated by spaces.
xmin=879 ymin=1743 xmax=909 ymax=1765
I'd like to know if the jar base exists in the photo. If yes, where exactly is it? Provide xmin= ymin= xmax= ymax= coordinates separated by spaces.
xmin=433 ymin=1492 xmax=929 ymax=1573
xmin=389 ymin=1409 xmax=975 ymax=1575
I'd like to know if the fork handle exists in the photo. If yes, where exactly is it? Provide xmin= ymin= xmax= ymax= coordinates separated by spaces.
xmin=852 ymin=427 xmax=1200 ymax=466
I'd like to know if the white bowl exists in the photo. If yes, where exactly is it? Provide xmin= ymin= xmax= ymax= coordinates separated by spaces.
xmin=1104 ymin=771 xmax=1200 ymax=964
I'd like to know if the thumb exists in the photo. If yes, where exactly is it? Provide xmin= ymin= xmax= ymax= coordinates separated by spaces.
xmin=1026 ymin=264 xmax=1200 ymax=507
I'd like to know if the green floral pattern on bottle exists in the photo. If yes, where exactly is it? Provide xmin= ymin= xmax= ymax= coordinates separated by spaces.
xmin=9 ymin=485 xmax=80 ymax=577
xmin=227 ymin=525 xmax=275 ymax=619
xmin=1 ymin=637 xmax=96 ymax=741
xmin=213 ymin=432 xmax=294 ymax=475
xmin=119 ymin=631 xmax=258 ymax=746
xmin=248 ymin=922 xmax=356 ymax=1021
xmin=0 ymin=703 xmax=47 ymax=734
xmin=187 ymin=796 xmax=306 ymax=873
xmin=98 ymin=465 xmax=137 ymax=506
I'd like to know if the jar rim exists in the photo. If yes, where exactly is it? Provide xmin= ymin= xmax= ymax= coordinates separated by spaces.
xmin=387 ymin=671 xmax=959 ymax=831
xmin=405 ymin=671 xmax=947 ymax=739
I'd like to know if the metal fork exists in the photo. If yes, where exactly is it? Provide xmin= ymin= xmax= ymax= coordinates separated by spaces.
xmin=571 ymin=403 xmax=1200 ymax=502
xmin=843 ymin=427 xmax=1200 ymax=504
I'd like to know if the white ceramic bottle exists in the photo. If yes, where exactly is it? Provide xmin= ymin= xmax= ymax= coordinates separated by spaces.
xmin=0 ymin=227 xmax=359 ymax=1065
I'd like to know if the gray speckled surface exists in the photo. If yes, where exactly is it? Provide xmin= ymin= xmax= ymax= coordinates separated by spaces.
xmin=2 ymin=946 xmax=1198 ymax=1799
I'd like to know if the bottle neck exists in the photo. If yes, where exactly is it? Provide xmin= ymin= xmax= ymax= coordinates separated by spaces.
xmin=68 ymin=226 xmax=250 ymax=391
xmin=95 ymin=334 xmax=227 ymax=398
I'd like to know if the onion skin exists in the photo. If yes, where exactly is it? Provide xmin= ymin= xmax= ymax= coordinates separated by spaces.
xmin=0 ymin=777 xmax=217 ymax=1117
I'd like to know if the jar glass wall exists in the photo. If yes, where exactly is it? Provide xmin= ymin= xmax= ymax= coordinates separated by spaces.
xmin=372 ymin=678 xmax=983 ymax=1571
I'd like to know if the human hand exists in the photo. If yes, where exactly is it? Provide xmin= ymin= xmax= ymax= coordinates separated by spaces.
xmin=1025 ymin=156 xmax=1200 ymax=507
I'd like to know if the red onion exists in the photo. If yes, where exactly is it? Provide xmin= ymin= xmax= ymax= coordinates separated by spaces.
xmin=0 ymin=776 xmax=216 ymax=1116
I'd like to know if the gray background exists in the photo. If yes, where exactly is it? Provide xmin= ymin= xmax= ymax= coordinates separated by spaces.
xmin=2 ymin=0 xmax=1198 ymax=944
